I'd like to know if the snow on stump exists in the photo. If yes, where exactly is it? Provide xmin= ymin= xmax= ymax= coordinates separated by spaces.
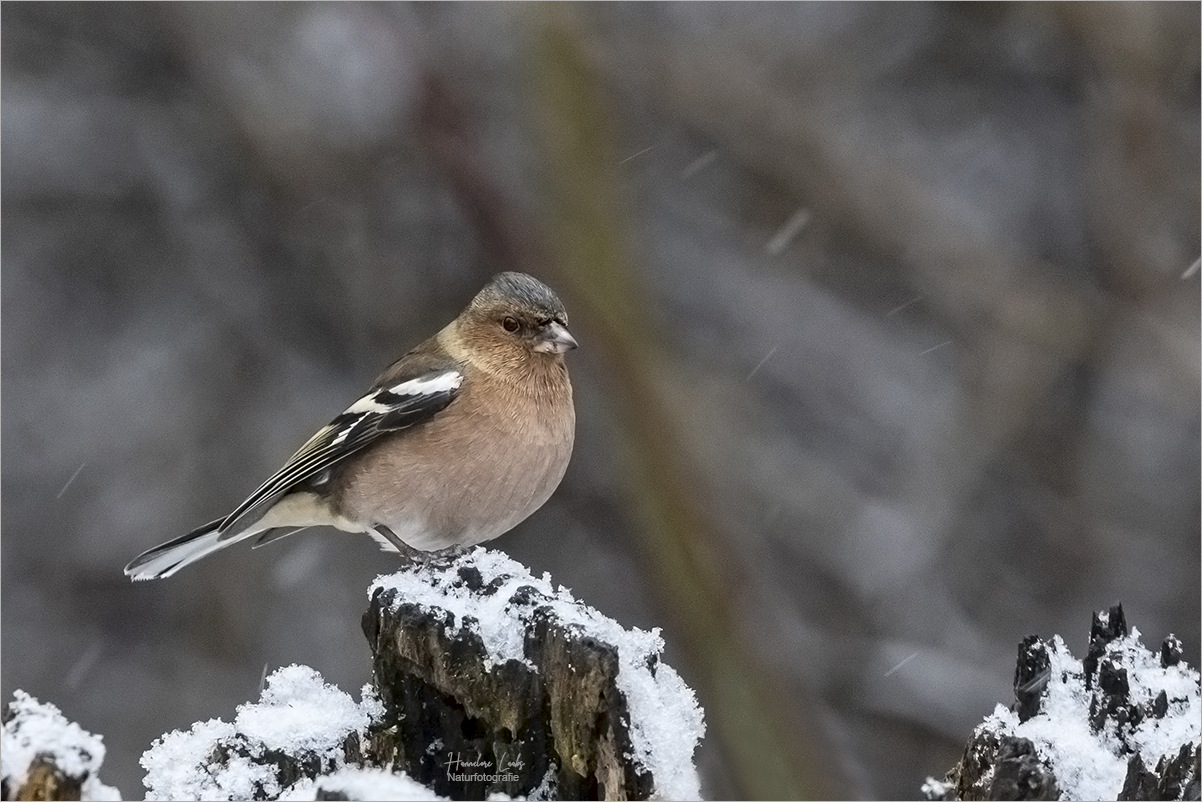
xmin=293 ymin=767 xmax=446 ymax=801
xmin=923 ymin=604 xmax=1201 ymax=801
xmin=1 ymin=691 xmax=121 ymax=801
xmin=361 ymin=548 xmax=705 ymax=801
xmin=140 ymin=665 xmax=386 ymax=801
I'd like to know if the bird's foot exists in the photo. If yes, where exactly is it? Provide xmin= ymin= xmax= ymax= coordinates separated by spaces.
xmin=374 ymin=526 xmax=470 ymax=569
xmin=418 ymin=543 xmax=471 ymax=569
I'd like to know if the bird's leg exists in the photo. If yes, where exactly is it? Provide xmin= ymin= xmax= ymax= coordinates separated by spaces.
xmin=374 ymin=526 xmax=469 ymax=569
xmin=374 ymin=525 xmax=425 ymax=562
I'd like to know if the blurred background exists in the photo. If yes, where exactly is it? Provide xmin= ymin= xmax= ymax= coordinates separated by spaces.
xmin=2 ymin=3 xmax=1198 ymax=799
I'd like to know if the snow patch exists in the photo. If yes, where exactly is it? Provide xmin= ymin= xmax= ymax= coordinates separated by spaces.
xmin=1 ymin=690 xmax=121 ymax=801
xmin=235 ymin=664 xmax=372 ymax=754
xmin=140 ymin=665 xmax=384 ymax=801
xmin=278 ymin=767 xmax=446 ymax=801
xmin=971 ymin=631 xmax=1199 ymax=800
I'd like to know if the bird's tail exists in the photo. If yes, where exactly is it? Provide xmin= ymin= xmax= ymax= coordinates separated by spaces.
xmin=124 ymin=518 xmax=246 ymax=581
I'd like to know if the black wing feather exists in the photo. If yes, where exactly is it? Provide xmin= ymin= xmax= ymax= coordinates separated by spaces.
xmin=216 ymin=371 xmax=461 ymax=538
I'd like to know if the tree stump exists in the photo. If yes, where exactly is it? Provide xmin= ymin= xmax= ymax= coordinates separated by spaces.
xmin=924 ymin=604 xmax=1200 ymax=801
xmin=359 ymin=550 xmax=704 ymax=800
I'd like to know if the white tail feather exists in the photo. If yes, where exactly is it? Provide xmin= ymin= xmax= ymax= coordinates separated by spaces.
xmin=126 ymin=526 xmax=257 ymax=581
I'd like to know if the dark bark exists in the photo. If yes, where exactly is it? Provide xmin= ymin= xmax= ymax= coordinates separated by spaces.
xmin=359 ymin=570 xmax=658 ymax=801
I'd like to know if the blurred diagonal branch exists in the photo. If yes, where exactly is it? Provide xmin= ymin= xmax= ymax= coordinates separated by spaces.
xmin=524 ymin=12 xmax=839 ymax=801
xmin=416 ymin=73 xmax=545 ymax=279
xmin=409 ymin=10 xmax=841 ymax=801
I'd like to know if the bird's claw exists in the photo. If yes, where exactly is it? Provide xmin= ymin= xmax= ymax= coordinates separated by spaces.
xmin=415 ymin=544 xmax=470 ymax=569
xmin=375 ymin=526 xmax=469 ymax=569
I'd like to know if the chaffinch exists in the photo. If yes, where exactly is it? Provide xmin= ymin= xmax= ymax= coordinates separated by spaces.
xmin=125 ymin=272 xmax=576 ymax=581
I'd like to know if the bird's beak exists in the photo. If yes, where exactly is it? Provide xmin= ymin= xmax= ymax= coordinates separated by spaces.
xmin=533 ymin=321 xmax=578 ymax=354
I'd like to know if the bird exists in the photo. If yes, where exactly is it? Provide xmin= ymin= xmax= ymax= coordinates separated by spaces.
xmin=125 ymin=271 xmax=576 ymax=581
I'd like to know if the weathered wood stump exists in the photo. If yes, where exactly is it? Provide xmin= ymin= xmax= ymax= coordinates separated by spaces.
xmin=359 ymin=550 xmax=704 ymax=800
xmin=924 ymin=604 xmax=1200 ymax=802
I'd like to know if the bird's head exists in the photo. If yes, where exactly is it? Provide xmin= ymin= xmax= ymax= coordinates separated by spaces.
xmin=456 ymin=272 xmax=577 ymax=376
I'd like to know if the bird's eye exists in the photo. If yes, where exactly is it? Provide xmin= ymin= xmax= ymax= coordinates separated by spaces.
xmin=502 ymin=316 xmax=520 ymax=333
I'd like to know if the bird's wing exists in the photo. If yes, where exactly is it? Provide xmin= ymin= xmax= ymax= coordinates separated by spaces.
xmin=216 ymin=368 xmax=463 ymax=538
